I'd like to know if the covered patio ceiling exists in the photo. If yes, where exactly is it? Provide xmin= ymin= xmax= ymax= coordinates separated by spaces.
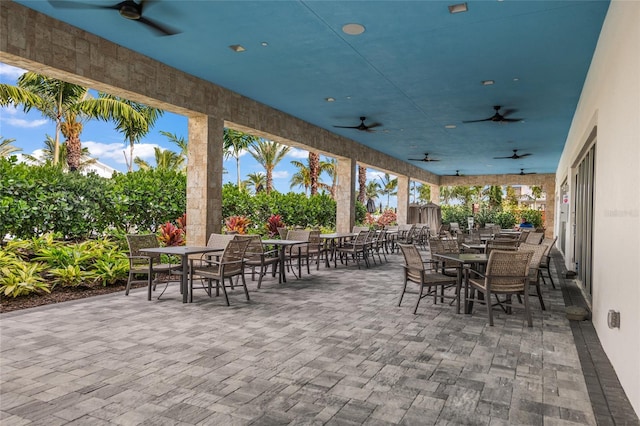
xmin=14 ymin=0 xmax=609 ymax=177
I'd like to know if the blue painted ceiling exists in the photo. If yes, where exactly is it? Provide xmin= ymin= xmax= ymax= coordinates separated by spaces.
xmin=16 ymin=0 xmax=610 ymax=177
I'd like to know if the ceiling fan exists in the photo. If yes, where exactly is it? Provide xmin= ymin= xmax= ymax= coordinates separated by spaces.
xmin=48 ymin=1 xmax=180 ymax=36
xmin=517 ymin=168 xmax=536 ymax=175
xmin=463 ymin=105 xmax=523 ymax=123
xmin=408 ymin=153 xmax=440 ymax=162
xmin=494 ymin=149 xmax=532 ymax=160
xmin=333 ymin=116 xmax=382 ymax=132
xmin=445 ymin=170 xmax=463 ymax=176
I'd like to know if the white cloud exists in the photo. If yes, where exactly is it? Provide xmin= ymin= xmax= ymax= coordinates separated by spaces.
xmin=287 ymin=148 xmax=308 ymax=159
xmin=367 ymin=170 xmax=386 ymax=180
xmin=0 ymin=107 xmax=48 ymax=128
xmin=82 ymin=141 xmax=160 ymax=165
xmin=272 ymin=170 xmax=290 ymax=179
xmin=0 ymin=64 xmax=25 ymax=79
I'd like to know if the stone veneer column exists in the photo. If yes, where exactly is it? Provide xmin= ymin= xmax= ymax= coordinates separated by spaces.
xmin=336 ymin=157 xmax=356 ymax=233
xmin=187 ymin=114 xmax=223 ymax=245
xmin=396 ymin=175 xmax=410 ymax=225
xmin=542 ymin=176 xmax=556 ymax=238
xmin=430 ymin=184 xmax=440 ymax=204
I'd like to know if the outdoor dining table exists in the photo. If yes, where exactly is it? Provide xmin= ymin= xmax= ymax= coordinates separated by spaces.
xmin=139 ymin=245 xmax=225 ymax=303
xmin=462 ymin=243 xmax=487 ymax=253
xmin=431 ymin=252 xmax=489 ymax=314
xmin=261 ymin=239 xmax=308 ymax=283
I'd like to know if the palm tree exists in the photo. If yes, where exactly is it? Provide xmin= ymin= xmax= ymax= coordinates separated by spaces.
xmin=440 ymin=186 xmax=454 ymax=204
xmin=290 ymin=159 xmax=312 ymax=195
xmin=134 ymin=146 xmax=184 ymax=171
xmin=0 ymin=136 xmax=21 ymax=158
xmin=323 ymin=158 xmax=337 ymax=199
xmin=224 ymin=128 xmax=258 ymax=189
xmin=247 ymin=139 xmax=290 ymax=193
xmin=378 ymin=173 xmax=398 ymax=208
xmin=365 ymin=180 xmax=381 ymax=212
xmin=309 ymin=152 xmax=319 ymax=195
xmin=417 ymin=184 xmax=431 ymax=204
xmin=1 ymin=72 xmax=146 ymax=170
xmin=485 ymin=185 xmax=503 ymax=208
xmin=160 ymin=130 xmax=188 ymax=170
xmin=357 ymin=165 xmax=367 ymax=203
xmin=244 ymin=172 xmax=266 ymax=194
xmin=530 ymin=185 xmax=543 ymax=209
xmin=22 ymin=135 xmax=96 ymax=171
xmin=101 ymin=94 xmax=164 ymax=172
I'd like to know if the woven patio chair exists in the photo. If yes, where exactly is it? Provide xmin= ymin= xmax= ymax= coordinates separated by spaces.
xmin=428 ymin=237 xmax=459 ymax=276
xmin=125 ymin=234 xmax=182 ymax=301
xmin=465 ymin=250 xmax=534 ymax=326
xmin=518 ymin=242 xmax=548 ymax=310
xmin=234 ymin=235 xmax=279 ymax=288
xmin=398 ymin=243 xmax=460 ymax=314
xmin=277 ymin=227 xmax=289 ymax=240
xmin=369 ymin=229 xmax=388 ymax=263
xmin=525 ymin=232 xmax=544 ymax=244
xmin=307 ymin=229 xmax=329 ymax=269
xmin=485 ymin=239 xmax=519 ymax=256
xmin=188 ymin=237 xmax=250 ymax=305
xmin=335 ymin=229 xmax=370 ymax=269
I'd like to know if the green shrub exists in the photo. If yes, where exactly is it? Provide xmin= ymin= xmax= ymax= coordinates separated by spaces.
xmin=519 ymin=209 xmax=544 ymax=229
xmin=441 ymin=205 xmax=472 ymax=229
xmin=0 ymin=261 xmax=50 ymax=298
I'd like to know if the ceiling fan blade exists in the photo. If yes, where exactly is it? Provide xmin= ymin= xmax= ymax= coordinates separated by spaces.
xmin=333 ymin=125 xmax=361 ymax=129
xmin=408 ymin=158 xmax=424 ymax=161
xmin=518 ymin=153 xmax=532 ymax=158
xmin=366 ymin=122 xmax=382 ymax=129
xmin=494 ymin=155 xmax=514 ymax=159
xmin=48 ymin=1 xmax=119 ymax=10
xmin=501 ymin=108 xmax=518 ymax=117
xmin=462 ymin=118 xmax=493 ymax=123
xmin=502 ymin=117 xmax=524 ymax=122
xmin=138 ymin=16 xmax=180 ymax=35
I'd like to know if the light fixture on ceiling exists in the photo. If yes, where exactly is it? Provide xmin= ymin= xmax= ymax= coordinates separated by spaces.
xmin=229 ymin=44 xmax=246 ymax=52
xmin=261 ymin=42 xmax=268 ymax=47
xmin=325 ymin=97 xmax=335 ymax=102
xmin=445 ymin=124 xmax=457 ymax=129
xmin=342 ymin=23 xmax=365 ymax=35
xmin=482 ymin=80 xmax=494 ymax=86
xmin=513 ymin=77 xmax=520 ymax=81
xmin=448 ymin=2 xmax=468 ymax=14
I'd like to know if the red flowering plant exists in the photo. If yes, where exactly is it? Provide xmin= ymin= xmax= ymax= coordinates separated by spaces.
xmin=266 ymin=214 xmax=286 ymax=238
xmin=225 ymin=215 xmax=251 ymax=235
xmin=176 ymin=213 xmax=186 ymax=234
xmin=376 ymin=209 xmax=397 ymax=227
xmin=158 ymin=222 xmax=185 ymax=247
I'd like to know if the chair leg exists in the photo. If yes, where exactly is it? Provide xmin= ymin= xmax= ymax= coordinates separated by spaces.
xmin=486 ymin=291 xmax=494 ymax=326
xmin=524 ymin=288 xmax=532 ymax=327
xmin=413 ymin=283 xmax=424 ymax=314
xmin=241 ymin=274 xmax=250 ymax=301
xmin=257 ymin=264 xmax=265 ymax=289
xmin=147 ymin=274 xmax=153 ymax=301
xmin=398 ymin=277 xmax=408 ymax=307
xmin=125 ymin=272 xmax=133 ymax=296
xmin=219 ymin=280 xmax=230 ymax=306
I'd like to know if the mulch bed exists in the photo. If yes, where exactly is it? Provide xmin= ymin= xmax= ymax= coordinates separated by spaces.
xmin=0 ymin=282 xmax=146 ymax=314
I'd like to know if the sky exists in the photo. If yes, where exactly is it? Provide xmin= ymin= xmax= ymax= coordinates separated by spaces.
xmin=0 ymin=63 xmax=403 ymax=205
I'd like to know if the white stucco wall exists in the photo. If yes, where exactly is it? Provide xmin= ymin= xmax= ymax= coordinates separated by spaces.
xmin=556 ymin=0 xmax=640 ymax=414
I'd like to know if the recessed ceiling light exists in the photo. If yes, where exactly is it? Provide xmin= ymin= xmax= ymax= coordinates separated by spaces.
xmin=229 ymin=44 xmax=246 ymax=52
xmin=325 ymin=97 xmax=335 ymax=102
xmin=448 ymin=3 xmax=468 ymax=14
xmin=346 ymin=96 xmax=352 ymax=100
xmin=482 ymin=80 xmax=494 ymax=86
xmin=342 ymin=23 xmax=365 ymax=35
xmin=445 ymin=124 xmax=457 ymax=129
xmin=513 ymin=77 xmax=520 ymax=81
xmin=261 ymin=42 xmax=268 ymax=47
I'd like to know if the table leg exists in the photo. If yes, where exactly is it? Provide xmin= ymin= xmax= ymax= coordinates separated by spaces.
xmin=279 ymin=246 xmax=286 ymax=283
xmin=182 ymin=254 xmax=189 ymax=303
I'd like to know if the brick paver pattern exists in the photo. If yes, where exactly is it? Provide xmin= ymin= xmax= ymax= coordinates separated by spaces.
xmin=0 ymin=249 xmax=595 ymax=425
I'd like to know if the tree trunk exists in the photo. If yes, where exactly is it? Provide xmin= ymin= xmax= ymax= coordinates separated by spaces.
xmin=309 ymin=152 xmax=319 ymax=196
xmin=358 ymin=165 xmax=366 ymax=203
xmin=266 ymin=167 xmax=273 ymax=194
xmin=66 ymin=135 xmax=81 ymax=172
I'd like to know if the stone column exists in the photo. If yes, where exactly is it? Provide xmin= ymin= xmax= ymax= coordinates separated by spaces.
xmin=186 ymin=114 xmax=224 ymax=245
xmin=430 ymin=184 xmax=440 ymax=204
xmin=396 ymin=175 xmax=410 ymax=225
xmin=542 ymin=176 xmax=556 ymax=238
xmin=336 ymin=157 xmax=356 ymax=233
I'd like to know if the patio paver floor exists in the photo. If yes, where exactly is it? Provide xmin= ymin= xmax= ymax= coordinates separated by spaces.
xmin=0 ymin=248 xmax=625 ymax=425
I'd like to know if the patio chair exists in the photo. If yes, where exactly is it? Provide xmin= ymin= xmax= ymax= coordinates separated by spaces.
xmin=277 ymin=227 xmax=289 ymax=240
xmin=525 ymin=232 xmax=544 ymax=244
xmin=285 ymin=229 xmax=311 ymax=277
xmin=335 ymin=229 xmax=370 ymax=269
xmin=188 ymin=237 xmax=250 ymax=305
xmin=368 ymin=229 xmax=388 ymax=264
xmin=398 ymin=243 xmax=460 ymax=314
xmin=465 ymin=250 xmax=534 ymax=326
xmin=539 ymin=237 xmax=558 ymax=288
xmin=234 ymin=235 xmax=279 ymax=289
xmin=518 ymin=242 xmax=548 ymax=310
xmin=125 ymin=234 xmax=182 ymax=301
xmin=308 ymin=229 xmax=329 ymax=269
xmin=485 ymin=239 xmax=519 ymax=256
xmin=207 ymin=233 xmax=235 ymax=250
xmin=428 ymin=237 xmax=459 ymax=276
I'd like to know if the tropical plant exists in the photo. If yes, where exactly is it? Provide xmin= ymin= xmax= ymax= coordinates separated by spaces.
xmin=417 ymin=184 xmax=431 ymax=204
xmin=485 ymin=185 xmax=503 ymax=208
xmin=134 ymin=146 xmax=184 ymax=171
xmin=160 ymin=130 xmax=188 ymax=169
xmin=247 ymin=139 xmax=290 ymax=194
xmin=0 ymin=136 xmax=21 ymax=158
xmin=519 ymin=209 xmax=544 ymax=228
xmin=225 ymin=215 xmax=251 ymax=234
xmin=224 ymin=128 xmax=258 ymax=189
xmin=289 ymin=158 xmax=312 ymax=195
xmin=0 ymin=262 xmax=50 ymax=297
xmin=266 ymin=214 xmax=285 ymax=238
xmin=0 ymin=72 xmax=146 ymax=170
xmin=378 ymin=173 xmax=398 ymax=208
xmin=100 ymin=93 xmax=164 ymax=172
xmin=22 ymin=135 xmax=96 ymax=171
xmin=530 ymin=185 xmax=544 ymax=209
xmin=323 ymin=157 xmax=337 ymax=199
xmin=244 ymin=172 xmax=266 ymax=194
xmin=158 ymin=221 xmax=185 ymax=246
